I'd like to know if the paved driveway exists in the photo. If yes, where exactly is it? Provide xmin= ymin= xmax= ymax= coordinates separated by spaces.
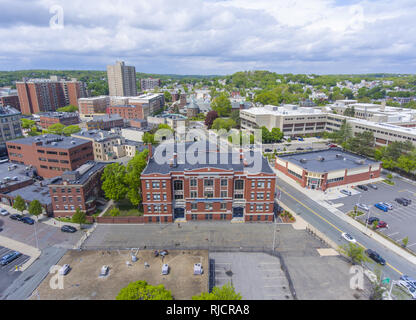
xmin=0 ymin=246 xmax=30 ymax=296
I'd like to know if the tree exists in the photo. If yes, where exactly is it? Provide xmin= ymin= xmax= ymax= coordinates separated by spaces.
xmin=46 ymin=123 xmax=65 ymax=135
xmin=116 ymin=280 xmax=173 ymax=300
xmin=205 ymin=111 xmax=219 ymax=129
xmin=344 ymin=106 xmax=355 ymax=117
xmin=125 ymin=149 xmax=149 ymax=207
xmin=211 ymin=118 xmax=236 ymax=131
xmin=21 ymin=118 xmax=35 ymax=129
xmin=230 ymin=110 xmax=241 ymax=128
xmin=72 ymin=208 xmax=86 ymax=228
xmin=63 ymin=125 xmax=81 ymax=136
xmin=164 ymin=91 xmax=172 ymax=102
xmin=13 ymin=195 xmax=26 ymax=213
xmin=142 ymin=132 xmax=155 ymax=145
xmin=339 ymin=243 xmax=371 ymax=265
xmin=56 ymin=105 xmax=78 ymax=112
xmin=101 ymin=163 xmax=128 ymax=201
xmin=270 ymin=128 xmax=284 ymax=142
xmin=211 ymin=94 xmax=232 ymax=117
xmin=402 ymin=236 xmax=409 ymax=248
xmin=192 ymin=283 xmax=242 ymax=300
xmin=28 ymin=200 xmax=43 ymax=219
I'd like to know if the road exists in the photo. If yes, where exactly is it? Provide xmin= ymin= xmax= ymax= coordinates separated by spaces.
xmin=277 ymin=178 xmax=416 ymax=282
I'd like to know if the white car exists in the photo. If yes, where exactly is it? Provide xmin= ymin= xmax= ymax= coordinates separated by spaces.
xmin=340 ymin=189 xmax=352 ymax=196
xmin=162 ymin=264 xmax=169 ymax=275
xmin=356 ymin=203 xmax=369 ymax=211
xmin=382 ymin=202 xmax=393 ymax=210
xmin=342 ymin=233 xmax=357 ymax=243
xmin=100 ymin=265 xmax=109 ymax=276
xmin=0 ymin=208 xmax=9 ymax=216
xmin=397 ymin=280 xmax=416 ymax=299
xmin=59 ymin=264 xmax=70 ymax=276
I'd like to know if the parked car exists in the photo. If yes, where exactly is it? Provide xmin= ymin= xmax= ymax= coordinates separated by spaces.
xmin=9 ymin=214 xmax=23 ymax=221
xmin=296 ymin=147 xmax=304 ymax=151
xmin=61 ymin=225 xmax=77 ymax=233
xmin=298 ymin=138 xmax=304 ymax=141
xmin=21 ymin=217 xmax=35 ymax=225
xmin=328 ymin=144 xmax=337 ymax=148
xmin=265 ymin=148 xmax=273 ymax=153
xmin=395 ymin=198 xmax=409 ymax=206
xmin=377 ymin=221 xmax=388 ymax=229
xmin=340 ymin=189 xmax=352 ymax=196
xmin=400 ymin=275 xmax=416 ymax=289
xmin=356 ymin=203 xmax=369 ymax=211
xmin=59 ymin=264 xmax=70 ymax=276
xmin=162 ymin=263 xmax=169 ymax=275
xmin=0 ymin=251 xmax=22 ymax=266
xmin=0 ymin=208 xmax=9 ymax=216
xmin=357 ymin=185 xmax=369 ymax=191
xmin=367 ymin=184 xmax=378 ymax=190
xmin=160 ymin=250 xmax=169 ymax=257
xmin=396 ymin=280 xmax=416 ymax=299
xmin=374 ymin=203 xmax=389 ymax=212
xmin=366 ymin=217 xmax=380 ymax=225
xmin=342 ymin=233 xmax=357 ymax=243
xmin=382 ymin=202 xmax=393 ymax=210
xmin=100 ymin=265 xmax=109 ymax=276
xmin=403 ymin=198 xmax=412 ymax=205
xmin=306 ymin=147 xmax=313 ymax=150
xmin=365 ymin=249 xmax=386 ymax=265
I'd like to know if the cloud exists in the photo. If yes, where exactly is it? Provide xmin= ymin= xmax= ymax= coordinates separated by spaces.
xmin=0 ymin=0 xmax=415 ymax=74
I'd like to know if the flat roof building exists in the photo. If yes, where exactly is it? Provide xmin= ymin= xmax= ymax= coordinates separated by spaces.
xmin=107 ymin=61 xmax=137 ymax=97
xmin=0 ymin=106 xmax=23 ymax=144
xmin=275 ymin=148 xmax=381 ymax=191
xmin=38 ymin=112 xmax=80 ymax=129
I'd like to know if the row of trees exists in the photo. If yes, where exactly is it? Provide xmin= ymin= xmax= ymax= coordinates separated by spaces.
xmin=116 ymin=281 xmax=241 ymax=300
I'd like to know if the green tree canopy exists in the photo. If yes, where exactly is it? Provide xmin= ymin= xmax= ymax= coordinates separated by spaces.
xmin=125 ymin=149 xmax=149 ymax=207
xmin=72 ymin=208 xmax=86 ymax=227
xmin=339 ymin=243 xmax=371 ymax=265
xmin=28 ymin=200 xmax=43 ymax=217
xmin=101 ymin=163 xmax=128 ymax=201
xmin=63 ymin=125 xmax=81 ymax=136
xmin=116 ymin=280 xmax=173 ymax=300
xmin=211 ymin=93 xmax=232 ymax=117
xmin=164 ymin=91 xmax=172 ymax=102
xmin=46 ymin=123 xmax=65 ymax=135
xmin=21 ymin=118 xmax=35 ymax=129
xmin=13 ymin=195 xmax=26 ymax=213
xmin=211 ymin=118 xmax=236 ymax=131
xmin=192 ymin=283 xmax=242 ymax=300
xmin=56 ymin=105 xmax=78 ymax=112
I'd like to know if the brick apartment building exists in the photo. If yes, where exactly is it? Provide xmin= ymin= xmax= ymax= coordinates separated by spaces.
xmin=78 ymin=96 xmax=110 ymax=117
xmin=275 ymin=148 xmax=381 ymax=191
xmin=6 ymin=134 xmax=94 ymax=178
xmin=16 ymin=77 xmax=88 ymax=115
xmin=0 ymin=95 xmax=20 ymax=111
xmin=86 ymin=114 xmax=124 ymax=131
xmin=49 ymin=161 xmax=107 ymax=217
xmin=107 ymin=93 xmax=165 ymax=120
xmin=39 ymin=112 xmax=80 ymax=129
xmin=141 ymin=143 xmax=277 ymax=223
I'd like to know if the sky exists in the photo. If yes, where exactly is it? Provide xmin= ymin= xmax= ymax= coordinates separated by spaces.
xmin=1 ymin=0 xmax=416 ymax=75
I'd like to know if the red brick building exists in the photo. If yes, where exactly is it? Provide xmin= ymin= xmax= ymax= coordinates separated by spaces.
xmin=107 ymin=105 xmax=142 ymax=120
xmin=275 ymin=148 xmax=381 ymax=191
xmin=39 ymin=112 xmax=80 ymax=129
xmin=86 ymin=114 xmax=124 ymax=131
xmin=107 ymin=93 xmax=165 ymax=120
xmin=78 ymin=96 xmax=110 ymax=116
xmin=0 ymin=95 xmax=21 ymax=111
xmin=141 ymin=143 xmax=277 ymax=223
xmin=6 ymin=134 xmax=94 ymax=178
xmin=49 ymin=161 xmax=107 ymax=217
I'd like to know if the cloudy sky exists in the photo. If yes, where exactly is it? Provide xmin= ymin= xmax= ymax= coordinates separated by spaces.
xmin=1 ymin=0 xmax=416 ymax=75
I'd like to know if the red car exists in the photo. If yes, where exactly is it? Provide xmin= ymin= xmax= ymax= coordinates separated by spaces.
xmin=329 ymin=144 xmax=337 ymax=148
xmin=377 ymin=221 xmax=388 ymax=229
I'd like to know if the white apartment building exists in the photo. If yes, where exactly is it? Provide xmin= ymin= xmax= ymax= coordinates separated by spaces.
xmin=107 ymin=61 xmax=137 ymax=97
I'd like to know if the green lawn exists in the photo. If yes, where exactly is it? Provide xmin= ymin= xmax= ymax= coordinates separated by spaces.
xmin=104 ymin=199 xmax=143 ymax=217
xmin=383 ymin=179 xmax=395 ymax=185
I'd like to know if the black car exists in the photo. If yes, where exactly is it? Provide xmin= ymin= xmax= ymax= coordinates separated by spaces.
xmin=61 ymin=225 xmax=77 ymax=233
xmin=395 ymin=198 xmax=409 ymax=206
xmin=21 ymin=217 xmax=35 ymax=225
xmin=264 ymin=149 xmax=273 ymax=153
xmin=403 ymin=198 xmax=412 ymax=205
xmin=296 ymin=148 xmax=304 ymax=151
xmin=365 ymin=249 xmax=386 ymax=265
xmin=366 ymin=217 xmax=380 ymax=225
xmin=357 ymin=185 xmax=369 ymax=191
xmin=10 ymin=214 xmax=23 ymax=221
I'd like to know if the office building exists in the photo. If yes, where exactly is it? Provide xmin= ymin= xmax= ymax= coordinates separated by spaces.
xmin=38 ymin=112 xmax=80 ymax=129
xmin=78 ymin=96 xmax=110 ymax=117
xmin=0 ymin=106 xmax=23 ymax=144
xmin=86 ymin=114 xmax=124 ymax=131
xmin=140 ymin=78 xmax=161 ymax=91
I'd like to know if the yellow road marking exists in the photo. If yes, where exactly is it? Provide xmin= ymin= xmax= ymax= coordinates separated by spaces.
xmin=279 ymin=187 xmax=404 ymax=276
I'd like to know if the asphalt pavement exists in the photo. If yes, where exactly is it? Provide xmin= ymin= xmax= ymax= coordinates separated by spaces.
xmin=277 ymin=178 xmax=416 ymax=282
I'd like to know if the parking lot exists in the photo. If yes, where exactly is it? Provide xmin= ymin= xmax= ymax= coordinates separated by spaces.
xmin=0 ymin=216 xmax=82 ymax=250
xmin=331 ymin=178 xmax=416 ymax=252
xmin=211 ymin=252 xmax=292 ymax=300
xmin=0 ymin=246 xmax=30 ymax=297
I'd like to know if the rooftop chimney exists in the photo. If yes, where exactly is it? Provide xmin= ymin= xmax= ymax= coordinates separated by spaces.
xmin=381 ymin=101 xmax=386 ymax=112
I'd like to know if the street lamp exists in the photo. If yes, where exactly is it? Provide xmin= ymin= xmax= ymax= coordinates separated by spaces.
xmin=364 ymin=206 xmax=372 ymax=235
xmin=34 ymin=220 xmax=39 ymax=250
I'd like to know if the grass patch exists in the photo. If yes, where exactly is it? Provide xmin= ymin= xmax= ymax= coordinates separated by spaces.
xmin=55 ymin=217 xmax=73 ymax=223
xmin=103 ymin=199 xmax=143 ymax=217
xmin=348 ymin=210 xmax=365 ymax=219
xmin=383 ymin=179 xmax=395 ymax=185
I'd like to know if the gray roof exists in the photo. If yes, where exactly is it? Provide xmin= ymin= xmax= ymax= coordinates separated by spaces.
xmin=0 ymin=162 xmax=34 ymax=189
xmin=143 ymin=142 xmax=274 ymax=175
xmin=90 ymin=114 xmax=123 ymax=122
xmin=49 ymin=161 xmax=107 ymax=186
xmin=278 ymin=148 xmax=380 ymax=173
xmin=38 ymin=112 xmax=79 ymax=119
xmin=73 ymin=129 xmax=120 ymax=142
xmin=0 ymin=106 xmax=20 ymax=117
xmin=9 ymin=134 xmax=90 ymax=149
xmin=8 ymin=182 xmax=52 ymax=205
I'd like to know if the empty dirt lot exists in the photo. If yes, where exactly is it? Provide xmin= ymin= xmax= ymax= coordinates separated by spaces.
xmin=30 ymin=249 xmax=209 ymax=300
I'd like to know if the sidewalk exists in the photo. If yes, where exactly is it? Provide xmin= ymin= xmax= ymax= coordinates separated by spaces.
xmin=274 ymin=168 xmax=416 ymax=266
xmin=0 ymin=235 xmax=41 ymax=271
